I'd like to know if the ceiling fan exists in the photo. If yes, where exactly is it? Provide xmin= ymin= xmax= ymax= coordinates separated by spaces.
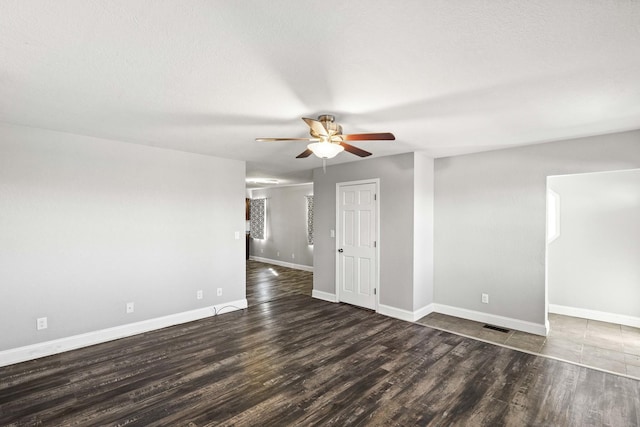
xmin=256 ymin=114 xmax=395 ymax=160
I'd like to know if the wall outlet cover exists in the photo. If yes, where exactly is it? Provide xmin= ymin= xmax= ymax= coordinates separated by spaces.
xmin=36 ymin=317 xmax=48 ymax=330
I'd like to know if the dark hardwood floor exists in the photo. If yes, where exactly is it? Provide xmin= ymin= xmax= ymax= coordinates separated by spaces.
xmin=1 ymin=261 xmax=639 ymax=426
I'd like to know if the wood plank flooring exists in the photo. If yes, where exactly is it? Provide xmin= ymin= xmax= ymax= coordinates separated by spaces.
xmin=1 ymin=261 xmax=639 ymax=426
xmin=245 ymin=260 xmax=312 ymax=306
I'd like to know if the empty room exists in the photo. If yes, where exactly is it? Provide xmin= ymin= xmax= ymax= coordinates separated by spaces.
xmin=1 ymin=1 xmax=640 ymax=426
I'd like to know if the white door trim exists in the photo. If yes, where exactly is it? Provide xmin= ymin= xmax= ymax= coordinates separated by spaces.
xmin=335 ymin=178 xmax=380 ymax=311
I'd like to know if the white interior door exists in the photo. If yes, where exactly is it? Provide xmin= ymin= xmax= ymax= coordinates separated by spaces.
xmin=336 ymin=181 xmax=378 ymax=310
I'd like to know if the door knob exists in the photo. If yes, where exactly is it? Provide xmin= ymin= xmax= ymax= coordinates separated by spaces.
xmin=338 ymin=248 xmax=344 ymax=253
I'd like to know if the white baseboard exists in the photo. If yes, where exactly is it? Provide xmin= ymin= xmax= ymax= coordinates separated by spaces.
xmin=312 ymin=290 xmax=337 ymax=303
xmin=374 ymin=302 xmax=545 ymax=336
xmin=249 ymin=256 xmax=313 ymax=272
xmin=0 ymin=298 xmax=248 ymax=368
xmin=549 ymin=304 xmax=640 ymax=329
xmin=413 ymin=303 xmax=435 ymax=321
xmin=433 ymin=303 xmax=548 ymax=336
xmin=377 ymin=304 xmax=413 ymax=322
xmin=378 ymin=303 xmax=435 ymax=322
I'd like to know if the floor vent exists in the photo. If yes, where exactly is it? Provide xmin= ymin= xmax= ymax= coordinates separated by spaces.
xmin=483 ymin=324 xmax=510 ymax=333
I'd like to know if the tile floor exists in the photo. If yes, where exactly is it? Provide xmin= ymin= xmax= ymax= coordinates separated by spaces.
xmin=416 ymin=312 xmax=640 ymax=379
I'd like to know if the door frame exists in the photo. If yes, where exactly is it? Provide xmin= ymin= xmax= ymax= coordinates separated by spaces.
xmin=335 ymin=178 xmax=381 ymax=311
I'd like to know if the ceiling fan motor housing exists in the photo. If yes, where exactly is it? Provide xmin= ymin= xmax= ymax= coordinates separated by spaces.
xmin=317 ymin=114 xmax=334 ymax=123
xmin=311 ymin=114 xmax=342 ymax=138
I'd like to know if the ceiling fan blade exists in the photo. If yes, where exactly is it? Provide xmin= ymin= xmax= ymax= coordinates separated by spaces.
xmin=302 ymin=117 xmax=329 ymax=137
xmin=341 ymin=132 xmax=395 ymax=141
xmin=255 ymin=137 xmax=316 ymax=142
xmin=296 ymin=149 xmax=313 ymax=158
xmin=340 ymin=142 xmax=372 ymax=157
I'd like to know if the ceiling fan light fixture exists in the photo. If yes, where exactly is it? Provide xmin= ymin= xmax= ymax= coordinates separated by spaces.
xmin=307 ymin=142 xmax=344 ymax=159
xmin=256 ymin=115 xmax=393 ymax=160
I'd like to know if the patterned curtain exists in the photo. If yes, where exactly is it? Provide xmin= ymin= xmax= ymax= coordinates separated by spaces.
xmin=250 ymin=198 xmax=266 ymax=240
xmin=305 ymin=195 xmax=314 ymax=245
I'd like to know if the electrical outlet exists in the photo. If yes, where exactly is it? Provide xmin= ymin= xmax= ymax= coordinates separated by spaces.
xmin=277 ymin=251 xmax=280 ymax=256
xmin=217 ymin=288 xmax=222 ymax=296
xmin=234 ymin=231 xmax=240 ymax=240
xmin=292 ymin=253 xmax=295 ymax=259
xmin=330 ymin=229 xmax=335 ymax=238
xmin=197 ymin=290 xmax=203 ymax=300
xmin=36 ymin=317 xmax=48 ymax=330
xmin=260 ymin=248 xmax=263 ymax=253
xmin=481 ymin=293 xmax=489 ymax=304
xmin=126 ymin=302 xmax=134 ymax=313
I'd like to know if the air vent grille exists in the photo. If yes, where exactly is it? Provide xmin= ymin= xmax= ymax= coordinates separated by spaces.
xmin=483 ymin=324 xmax=510 ymax=333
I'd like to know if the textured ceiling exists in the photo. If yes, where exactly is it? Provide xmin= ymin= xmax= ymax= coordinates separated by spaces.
xmin=2 ymin=1 xmax=640 ymax=187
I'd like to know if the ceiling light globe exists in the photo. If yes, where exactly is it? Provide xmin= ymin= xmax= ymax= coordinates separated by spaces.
xmin=307 ymin=142 xmax=344 ymax=159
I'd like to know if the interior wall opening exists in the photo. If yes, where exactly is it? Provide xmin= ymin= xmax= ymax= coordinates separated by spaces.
xmin=545 ymin=168 xmax=640 ymax=329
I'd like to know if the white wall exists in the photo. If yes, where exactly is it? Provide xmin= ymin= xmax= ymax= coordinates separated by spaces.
xmin=413 ymin=153 xmax=434 ymax=312
xmin=0 ymin=123 xmax=246 ymax=354
xmin=548 ymin=168 xmax=640 ymax=324
xmin=249 ymin=184 xmax=314 ymax=268
xmin=434 ymin=129 xmax=640 ymax=333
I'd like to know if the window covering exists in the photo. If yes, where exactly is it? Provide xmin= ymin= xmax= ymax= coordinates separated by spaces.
xmin=250 ymin=198 xmax=266 ymax=240
xmin=305 ymin=195 xmax=314 ymax=245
